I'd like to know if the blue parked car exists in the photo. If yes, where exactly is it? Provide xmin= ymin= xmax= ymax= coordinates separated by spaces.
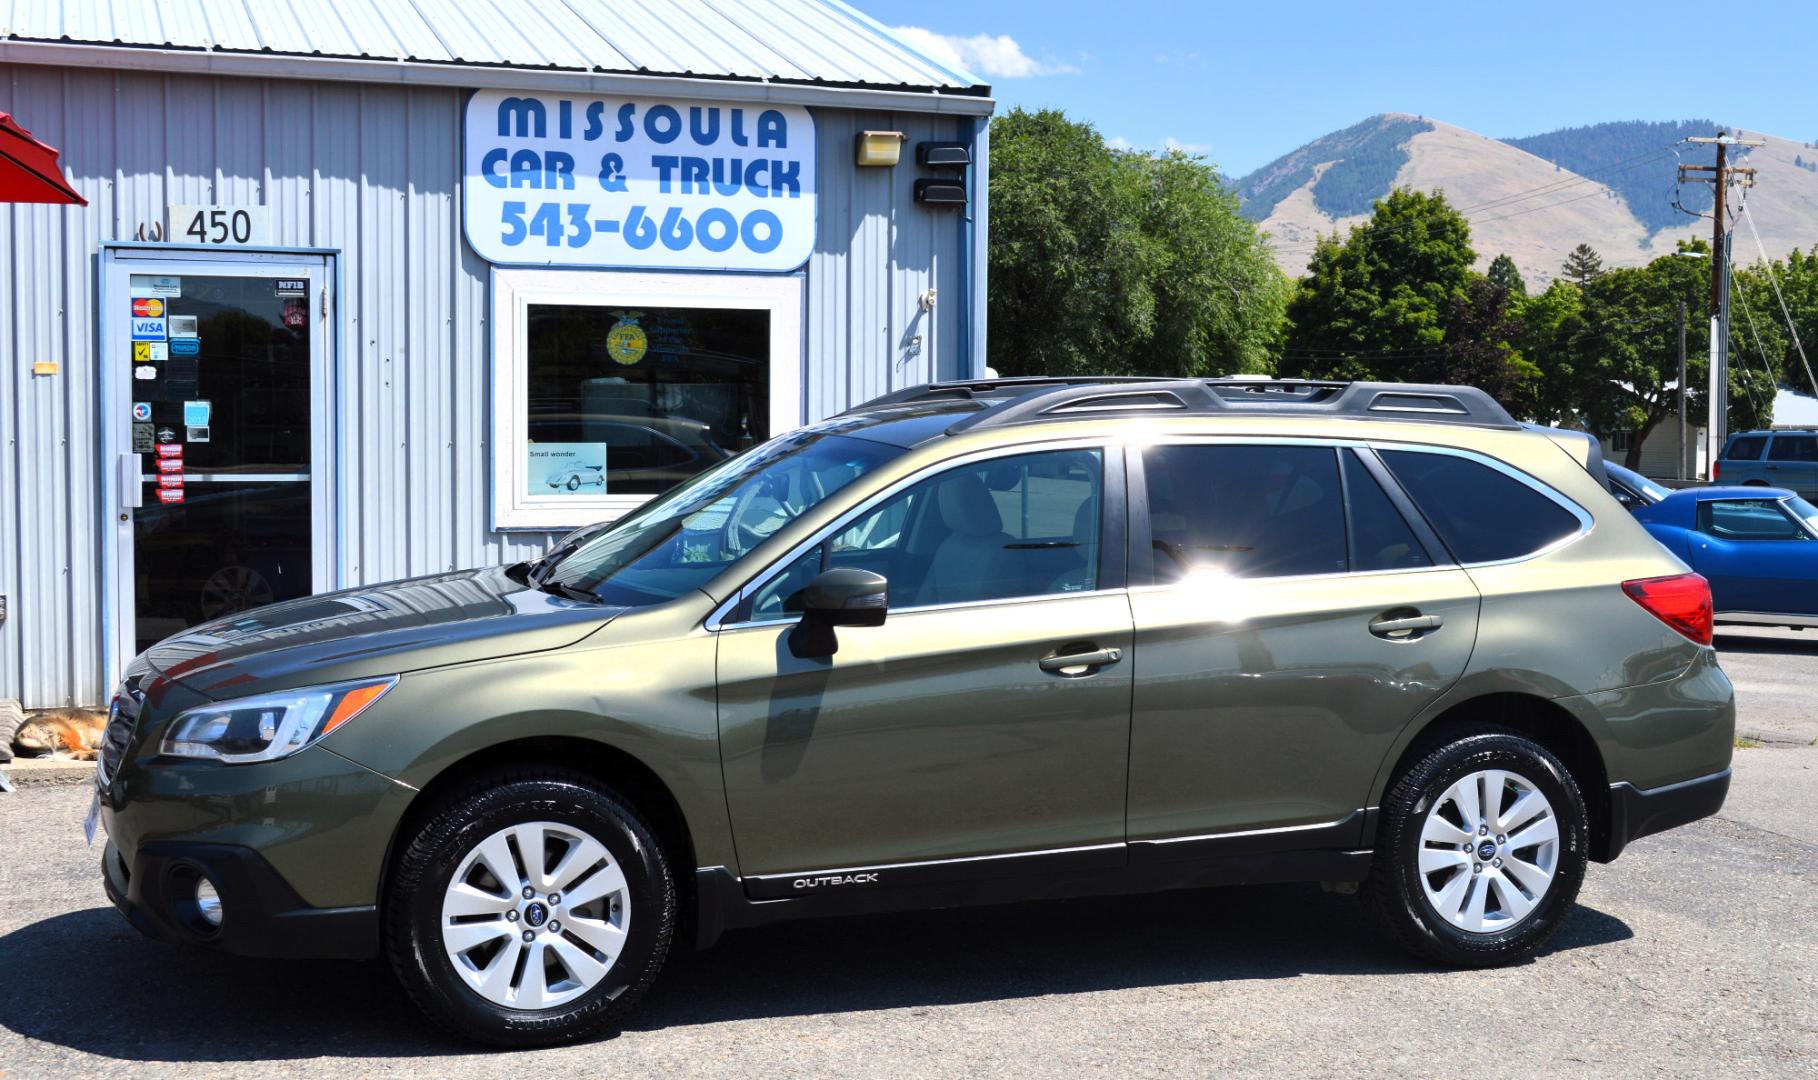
xmin=1603 ymin=461 xmax=1671 ymax=510
xmin=1631 ymin=485 xmax=1818 ymax=628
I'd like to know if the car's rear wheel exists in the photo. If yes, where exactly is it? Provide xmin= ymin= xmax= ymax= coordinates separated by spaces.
xmin=384 ymin=769 xmax=674 ymax=1047
xmin=1363 ymin=729 xmax=1587 ymax=967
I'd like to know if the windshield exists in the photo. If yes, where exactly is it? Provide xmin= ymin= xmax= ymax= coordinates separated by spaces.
xmin=1628 ymin=469 xmax=1670 ymax=502
xmin=1788 ymin=495 xmax=1818 ymax=535
xmin=539 ymin=429 xmax=903 ymax=607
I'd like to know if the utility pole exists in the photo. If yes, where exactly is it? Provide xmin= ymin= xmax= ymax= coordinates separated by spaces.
xmin=1682 ymin=132 xmax=1762 ymax=477
xmin=1677 ymin=300 xmax=1688 ymax=480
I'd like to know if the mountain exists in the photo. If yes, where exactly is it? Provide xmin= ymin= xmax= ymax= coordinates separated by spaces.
xmin=1234 ymin=114 xmax=1818 ymax=287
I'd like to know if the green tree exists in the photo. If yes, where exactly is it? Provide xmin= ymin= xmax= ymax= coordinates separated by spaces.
xmin=1731 ymin=245 xmax=1818 ymax=398
xmin=1281 ymin=188 xmax=1478 ymax=380
xmin=986 ymin=108 xmax=1288 ymax=378
xmin=1486 ymin=253 xmax=1528 ymax=297
xmin=1508 ymin=279 xmax=1585 ymax=425
xmin=1561 ymin=243 xmax=1605 ymax=286
xmin=1567 ymin=242 xmax=1771 ymax=468
xmin=1277 ymin=186 xmax=1542 ymax=400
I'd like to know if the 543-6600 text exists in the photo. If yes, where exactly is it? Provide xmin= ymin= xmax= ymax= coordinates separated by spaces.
xmin=500 ymin=201 xmax=784 ymax=255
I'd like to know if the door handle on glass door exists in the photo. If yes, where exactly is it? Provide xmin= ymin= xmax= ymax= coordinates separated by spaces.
xmin=1369 ymin=613 xmax=1443 ymax=639
xmin=1038 ymin=647 xmax=1122 ymax=675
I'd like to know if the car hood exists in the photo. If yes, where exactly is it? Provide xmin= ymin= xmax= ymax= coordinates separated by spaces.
xmin=137 ymin=565 xmax=624 ymax=701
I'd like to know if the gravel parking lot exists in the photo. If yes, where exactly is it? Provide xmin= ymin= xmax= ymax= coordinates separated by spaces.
xmin=2 ymin=633 xmax=1813 ymax=1078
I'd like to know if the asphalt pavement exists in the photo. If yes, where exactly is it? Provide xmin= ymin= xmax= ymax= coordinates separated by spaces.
xmin=1 ymin=634 xmax=1813 ymax=1077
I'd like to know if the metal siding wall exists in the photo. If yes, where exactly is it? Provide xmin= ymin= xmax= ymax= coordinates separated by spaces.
xmin=804 ymin=107 xmax=968 ymax=422
xmin=0 ymin=68 xmax=974 ymax=708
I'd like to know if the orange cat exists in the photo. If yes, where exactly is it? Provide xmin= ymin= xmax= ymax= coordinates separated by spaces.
xmin=14 ymin=709 xmax=106 ymax=761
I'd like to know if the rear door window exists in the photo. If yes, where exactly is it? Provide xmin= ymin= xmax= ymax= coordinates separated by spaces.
xmin=1767 ymin=435 xmax=1818 ymax=462
xmin=1379 ymin=450 xmax=1581 ymax=564
xmin=1725 ymin=435 xmax=1768 ymax=461
xmin=1142 ymin=444 xmax=1348 ymax=580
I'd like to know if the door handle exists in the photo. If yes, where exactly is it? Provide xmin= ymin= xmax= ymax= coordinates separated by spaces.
xmin=1369 ymin=613 xmax=1443 ymax=639
xmin=1039 ymin=647 xmax=1122 ymax=674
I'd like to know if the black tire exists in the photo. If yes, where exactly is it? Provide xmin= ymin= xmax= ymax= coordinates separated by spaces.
xmin=1363 ymin=728 xmax=1588 ymax=967
xmin=384 ymin=768 xmax=675 ymax=1047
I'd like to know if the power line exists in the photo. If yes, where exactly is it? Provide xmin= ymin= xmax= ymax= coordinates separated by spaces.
xmin=1737 ymin=198 xmax=1818 ymax=399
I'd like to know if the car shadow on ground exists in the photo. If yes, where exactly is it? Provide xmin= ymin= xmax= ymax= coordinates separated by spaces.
xmin=1715 ymin=630 xmax=1818 ymax=657
xmin=0 ymin=884 xmax=1632 ymax=1062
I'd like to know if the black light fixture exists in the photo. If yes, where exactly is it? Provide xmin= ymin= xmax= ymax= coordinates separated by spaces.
xmin=916 ymin=141 xmax=971 ymax=169
xmin=914 ymin=178 xmax=967 ymax=207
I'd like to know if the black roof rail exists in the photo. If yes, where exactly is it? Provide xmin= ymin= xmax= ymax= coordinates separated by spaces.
xmin=843 ymin=376 xmax=1522 ymax=433
xmin=849 ymin=375 xmax=1166 ymax=410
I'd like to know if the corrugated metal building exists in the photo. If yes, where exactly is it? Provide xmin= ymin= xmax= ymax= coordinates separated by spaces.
xmin=0 ymin=0 xmax=994 ymax=708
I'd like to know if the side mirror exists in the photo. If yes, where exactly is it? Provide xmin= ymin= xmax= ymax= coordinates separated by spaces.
xmin=788 ymin=568 xmax=888 ymax=658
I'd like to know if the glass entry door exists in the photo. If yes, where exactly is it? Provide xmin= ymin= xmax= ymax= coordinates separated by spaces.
xmin=102 ymin=249 xmax=334 ymax=666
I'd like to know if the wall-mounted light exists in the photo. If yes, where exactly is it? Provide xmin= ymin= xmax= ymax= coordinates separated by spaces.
xmin=855 ymin=130 xmax=907 ymax=167
xmin=914 ymin=178 xmax=967 ymax=208
xmin=917 ymin=141 xmax=971 ymax=169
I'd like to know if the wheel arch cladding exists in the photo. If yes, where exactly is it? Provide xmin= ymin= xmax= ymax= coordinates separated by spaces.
xmin=1378 ymin=693 xmax=1610 ymax=861
xmin=380 ymin=736 xmax=699 ymax=927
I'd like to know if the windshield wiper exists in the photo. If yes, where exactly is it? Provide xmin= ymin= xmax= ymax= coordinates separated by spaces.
xmin=536 ymin=578 xmax=604 ymax=604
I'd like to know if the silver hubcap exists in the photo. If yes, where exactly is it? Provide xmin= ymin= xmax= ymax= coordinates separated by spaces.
xmin=1418 ymin=769 xmax=1559 ymax=934
xmin=440 ymin=821 xmax=630 ymax=1010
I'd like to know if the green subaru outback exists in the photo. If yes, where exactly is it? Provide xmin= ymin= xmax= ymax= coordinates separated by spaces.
xmin=94 ymin=378 xmax=1734 ymax=1046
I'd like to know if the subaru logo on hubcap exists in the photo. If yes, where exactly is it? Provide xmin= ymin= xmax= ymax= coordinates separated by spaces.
xmin=1477 ymin=840 xmax=1497 ymax=860
xmin=524 ymin=901 xmax=548 ymax=927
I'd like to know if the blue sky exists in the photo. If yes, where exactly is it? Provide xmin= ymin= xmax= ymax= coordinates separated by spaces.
xmin=859 ymin=0 xmax=1818 ymax=179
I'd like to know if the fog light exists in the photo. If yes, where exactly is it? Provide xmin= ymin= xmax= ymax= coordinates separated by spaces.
xmin=195 ymin=877 xmax=223 ymax=927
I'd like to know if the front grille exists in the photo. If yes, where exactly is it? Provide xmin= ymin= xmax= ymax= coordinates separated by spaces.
xmin=96 ymin=687 xmax=141 ymax=792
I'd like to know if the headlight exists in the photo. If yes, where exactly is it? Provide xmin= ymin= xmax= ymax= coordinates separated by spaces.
xmin=160 ymin=677 xmax=397 ymax=764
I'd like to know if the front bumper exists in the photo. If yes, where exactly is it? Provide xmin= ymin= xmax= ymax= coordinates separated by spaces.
xmin=103 ymin=837 xmax=378 ymax=959
xmin=1598 ymin=768 xmax=1731 ymax=862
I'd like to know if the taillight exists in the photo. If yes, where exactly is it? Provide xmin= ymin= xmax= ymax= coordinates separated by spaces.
xmin=1622 ymin=573 xmax=1713 ymax=645
xmin=1712 ymin=461 xmax=1720 ymax=481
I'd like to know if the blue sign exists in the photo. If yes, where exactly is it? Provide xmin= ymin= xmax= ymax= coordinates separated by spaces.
xmin=463 ymin=90 xmax=816 ymax=272
xmin=130 ymin=316 xmax=167 ymax=341
xmin=170 ymin=337 xmax=200 ymax=356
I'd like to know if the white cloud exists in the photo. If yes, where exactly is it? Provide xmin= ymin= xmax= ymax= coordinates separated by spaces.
xmin=1107 ymin=136 xmax=1137 ymax=151
xmin=1163 ymin=137 xmax=1212 ymax=155
xmin=891 ymin=26 xmax=1079 ymax=79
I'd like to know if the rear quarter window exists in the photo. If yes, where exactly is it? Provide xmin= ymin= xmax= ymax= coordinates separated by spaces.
xmin=1379 ymin=450 xmax=1583 ymax=564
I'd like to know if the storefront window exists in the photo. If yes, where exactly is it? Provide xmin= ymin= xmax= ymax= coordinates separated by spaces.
xmin=524 ymin=305 xmax=768 ymax=499
xmin=492 ymin=269 xmax=803 ymax=530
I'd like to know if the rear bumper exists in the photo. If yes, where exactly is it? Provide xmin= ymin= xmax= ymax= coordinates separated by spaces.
xmin=102 ymin=838 xmax=377 ymax=960
xmin=1598 ymin=768 xmax=1731 ymax=862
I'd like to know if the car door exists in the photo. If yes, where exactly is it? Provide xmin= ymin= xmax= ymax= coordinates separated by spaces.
xmin=1760 ymin=434 xmax=1818 ymax=499
xmin=1686 ymin=497 xmax=1818 ymax=614
xmin=1125 ymin=442 xmax=1481 ymax=855
xmin=714 ymin=444 xmax=1134 ymax=895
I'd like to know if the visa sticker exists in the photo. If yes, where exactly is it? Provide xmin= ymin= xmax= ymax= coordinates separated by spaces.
xmin=130 ymin=317 xmax=167 ymax=341
xmin=131 ymin=403 xmax=152 ymax=421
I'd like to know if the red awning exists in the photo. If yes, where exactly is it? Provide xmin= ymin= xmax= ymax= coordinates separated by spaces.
xmin=0 ymin=112 xmax=87 ymax=205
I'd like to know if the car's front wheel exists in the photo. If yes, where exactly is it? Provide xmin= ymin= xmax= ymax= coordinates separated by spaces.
xmin=384 ymin=769 xmax=675 ymax=1047
xmin=1363 ymin=729 xmax=1588 ymax=967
